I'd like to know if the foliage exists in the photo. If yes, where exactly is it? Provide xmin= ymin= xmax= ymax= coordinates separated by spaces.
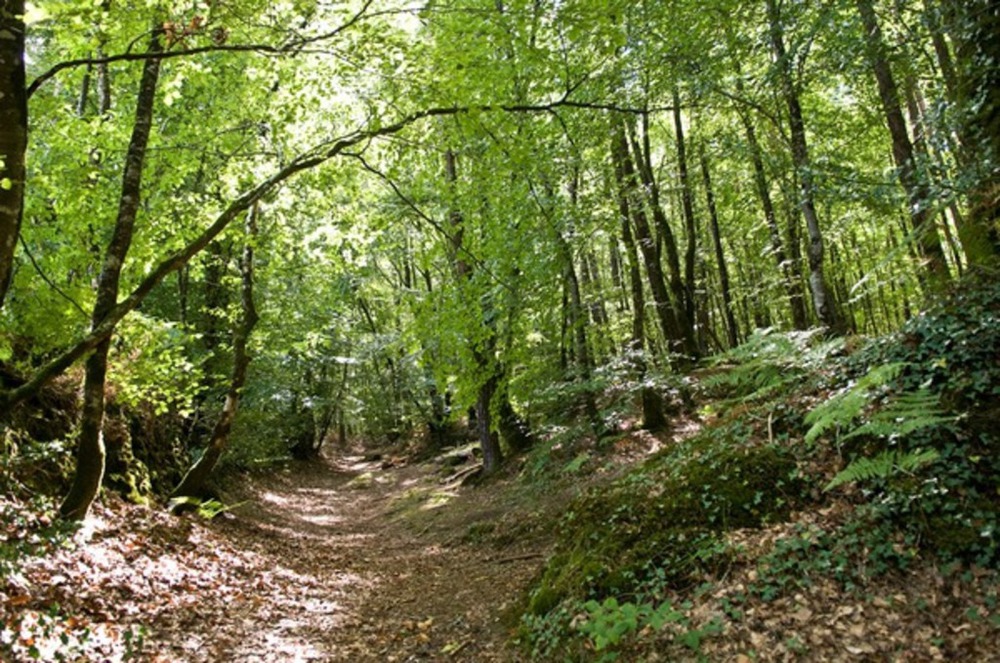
xmin=751 ymin=511 xmax=921 ymax=599
xmin=700 ymin=329 xmax=844 ymax=404
xmin=109 ymin=314 xmax=206 ymax=417
xmin=824 ymin=448 xmax=939 ymax=491
xmin=167 ymin=496 xmax=246 ymax=519
xmin=519 ymin=421 xmax=803 ymax=655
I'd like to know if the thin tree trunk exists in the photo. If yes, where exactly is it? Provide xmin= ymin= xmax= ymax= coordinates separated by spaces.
xmin=905 ymin=82 xmax=966 ymax=276
xmin=0 ymin=0 xmax=27 ymax=310
xmin=857 ymin=0 xmax=950 ymax=289
xmin=615 ymin=122 xmax=687 ymax=359
xmin=555 ymin=231 xmax=599 ymax=422
xmin=699 ymin=145 xmax=739 ymax=348
xmin=625 ymin=117 xmax=697 ymax=358
xmin=733 ymin=70 xmax=809 ymax=329
xmin=766 ymin=0 xmax=843 ymax=333
xmin=924 ymin=0 xmax=958 ymax=99
xmin=609 ymin=237 xmax=625 ymax=303
xmin=76 ymin=62 xmax=92 ymax=116
xmin=672 ymin=89 xmax=699 ymax=339
xmin=612 ymin=125 xmax=665 ymax=430
xmin=60 ymin=27 xmax=163 ymax=520
xmin=172 ymin=204 xmax=260 ymax=499
xmin=444 ymin=149 xmax=503 ymax=474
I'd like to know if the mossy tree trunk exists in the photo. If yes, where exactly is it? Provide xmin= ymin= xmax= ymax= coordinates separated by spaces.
xmin=172 ymin=204 xmax=259 ymax=499
xmin=947 ymin=0 xmax=1000 ymax=267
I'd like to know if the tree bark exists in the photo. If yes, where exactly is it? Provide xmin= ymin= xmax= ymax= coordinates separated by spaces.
xmin=672 ymin=89 xmax=699 ymax=339
xmin=172 ymin=204 xmax=259 ymax=499
xmin=766 ymin=0 xmax=843 ymax=333
xmin=60 ymin=27 xmax=163 ymax=520
xmin=624 ymin=117 xmax=696 ymax=358
xmin=857 ymin=0 xmax=951 ymax=289
xmin=733 ymin=73 xmax=809 ymax=329
xmin=0 ymin=0 xmax=27 ymax=310
xmin=555 ymin=229 xmax=599 ymax=423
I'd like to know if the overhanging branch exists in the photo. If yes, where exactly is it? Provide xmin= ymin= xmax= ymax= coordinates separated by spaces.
xmin=0 ymin=95 xmax=679 ymax=410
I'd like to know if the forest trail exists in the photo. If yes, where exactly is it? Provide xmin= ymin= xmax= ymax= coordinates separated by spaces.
xmin=192 ymin=451 xmax=553 ymax=662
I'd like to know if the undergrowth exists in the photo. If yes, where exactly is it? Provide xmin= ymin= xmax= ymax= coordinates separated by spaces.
xmin=517 ymin=276 xmax=1000 ymax=659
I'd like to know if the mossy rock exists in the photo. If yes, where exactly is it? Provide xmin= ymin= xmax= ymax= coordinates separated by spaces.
xmin=526 ymin=442 xmax=802 ymax=617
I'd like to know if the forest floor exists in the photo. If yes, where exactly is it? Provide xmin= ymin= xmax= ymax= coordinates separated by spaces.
xmin=5 ymin=425 xmax=1000 ymax=661
xmin=202 ymin=448 xmax=560 ymax=662
xmin=2 ymin=444 xmax=582 ymax=662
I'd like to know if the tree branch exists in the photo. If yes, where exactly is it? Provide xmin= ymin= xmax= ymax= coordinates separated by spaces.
xmin=27 ymin=0 xmax=378 ymax=99
xmin=0 ymin=94 xmax=675 ymax=410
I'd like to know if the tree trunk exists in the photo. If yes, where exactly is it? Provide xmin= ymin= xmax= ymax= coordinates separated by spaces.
xmin=766 ymin=0 xmax=843 ymax=333
xmin=172 ymin=205 xmax=259 ymax=499
xmin=555 ymin=230 xmax=599 ymax=423
xmin=672 ymin=89 xmax=699 ymax=341
xmin=924 ymin=0 xmax=958 ymax=99
xmin=60 ymin=27 xmax=163 ymax=520
xmin=475 ymin=373 xmax=500 ymax=475
xmin=614 ymin=122 xmax=686 ymax=358
xmin=497 ymin=393 xmax=533 ymax=452
xmin=904 ymin=80 xmax=966 ymax=275
xmin=946 ymin=0 xmax=1000 ymax=266
xmin=612 ymin=125 xmax=665 ymax=430
xmin=444 ymin=149 xmax=504 ymax=474
xmin=733 ymin=72 xmax=809 ymax=329
xmin=857 ymin=0 xmax=950 ymax=289
xmin=0 ymin=0 xmax=27 ymax=310
xmin=699 ymin=146 xmax=740 ymax=348
xmin=624 ymin=118 xmax=696 ymax=358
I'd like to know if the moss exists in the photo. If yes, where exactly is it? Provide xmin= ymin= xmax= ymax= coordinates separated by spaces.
xmin=925 ymin=516 xmax=983 ymax=555
xmin=525 ymin=440 xmax=803 ymax=617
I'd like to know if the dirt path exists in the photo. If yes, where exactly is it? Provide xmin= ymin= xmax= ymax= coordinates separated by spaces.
xmin=195 ymin=452 xmax=556 ymax=662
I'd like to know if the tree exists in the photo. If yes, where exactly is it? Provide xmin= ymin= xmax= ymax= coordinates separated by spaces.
xmin=946 ymin=0 xmax=1000 ymax=266
xmin=0 ymin=0 xmax=26 ymax=309
xmin=856 ymin=0 xmax=950 ymax=289
xmin=765 ymin=0 xmax=843 ymax=333
xmin=172 ymin=204 xmax=259 ymax=499
xmin=60 ymin=25 xmax=163 ymax=520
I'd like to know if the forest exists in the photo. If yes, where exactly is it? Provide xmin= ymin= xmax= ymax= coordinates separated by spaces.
xmin=1 ymin=0 xmax=998 ymax=659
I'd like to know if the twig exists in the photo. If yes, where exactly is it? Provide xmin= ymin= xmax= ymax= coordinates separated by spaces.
xmin=18 ymin=235 xmax=89 ymax=317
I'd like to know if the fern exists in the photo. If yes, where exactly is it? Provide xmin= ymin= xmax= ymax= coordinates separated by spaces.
xmin=841 ymin=390 xmax=954 ymax=442
xmin=804 ymin=363 xmax=903 ymax=444
xmin=703 ymin=328 xmax=842 ymax=403
xmin=825 ymin=448 xmax=940 ymax=491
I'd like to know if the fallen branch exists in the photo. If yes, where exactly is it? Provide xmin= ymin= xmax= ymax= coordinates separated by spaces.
xmin=441 ymin=463 xmax=483 ymax=485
